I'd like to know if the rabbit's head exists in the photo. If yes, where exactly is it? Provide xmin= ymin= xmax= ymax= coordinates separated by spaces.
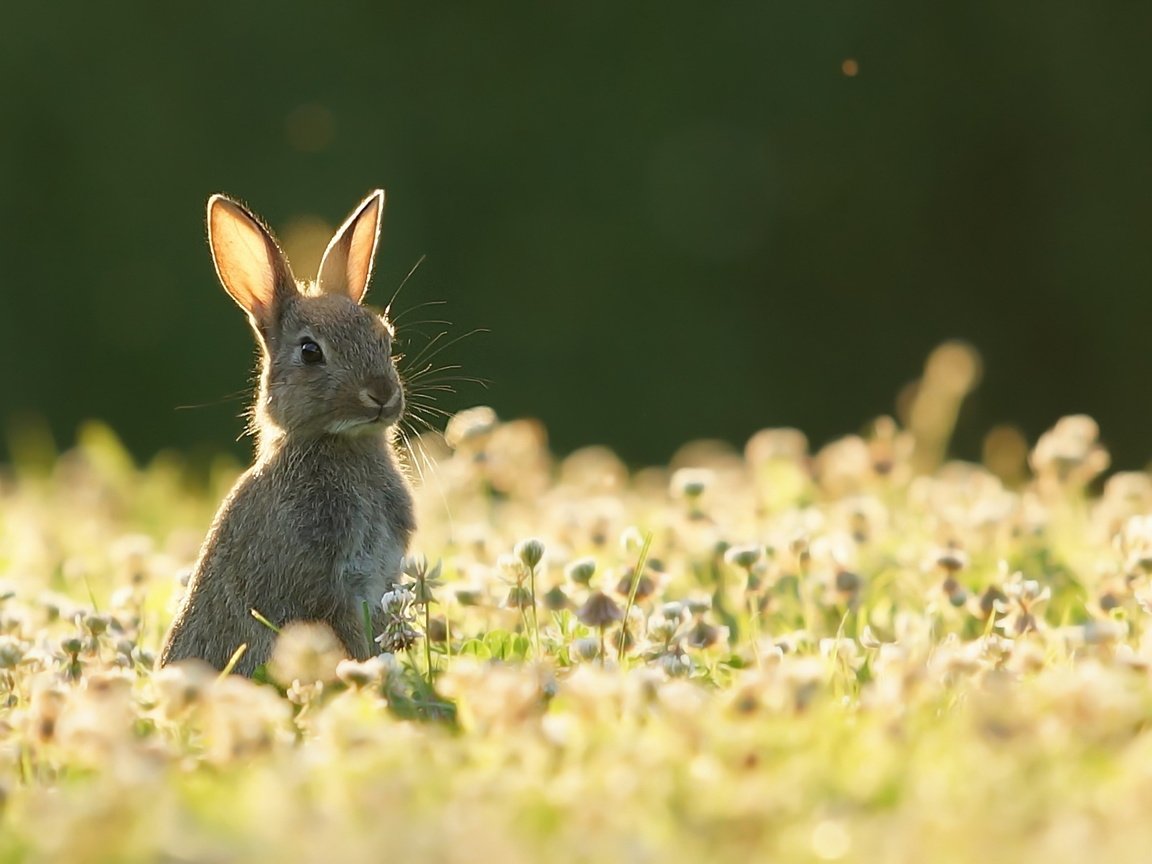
xmin=206 ymin=190 xmax=404 ymax=441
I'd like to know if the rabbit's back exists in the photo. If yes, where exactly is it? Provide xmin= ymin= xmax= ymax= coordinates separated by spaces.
xmin=159 ymin=466 xmax=276 ymax=672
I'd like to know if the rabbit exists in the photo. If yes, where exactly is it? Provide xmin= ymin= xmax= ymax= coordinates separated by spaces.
xmin=158 ymin=189 xmax=415 ymax=677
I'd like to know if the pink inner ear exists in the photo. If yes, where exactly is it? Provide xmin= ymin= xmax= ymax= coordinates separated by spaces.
xmin=346 ymin=197 xmax=381 ymax=298
xmin=209 ymin=197 xmax=286 ymax=319
xmin=318 ymin=191 xmax=383 ymax=303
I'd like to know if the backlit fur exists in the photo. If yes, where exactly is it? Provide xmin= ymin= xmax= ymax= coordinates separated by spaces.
xmin=159 ymin=191 xmax=415 ymax=676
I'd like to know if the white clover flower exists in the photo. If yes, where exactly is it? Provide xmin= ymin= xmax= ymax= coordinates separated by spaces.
xmin=376 ymin=585 xmax=422 ymax=653
xmin=657 ymin=651 xmax=692 ymax=678
xmin=647 ymin=610 xmax=682 ymax=644
xmin=268 ymin=621 xmax=346 ymax=687
xmin=443 ymin=405 xmax=498 ymax=449
xmin=571 ymin=637 xmax=601 ymax=662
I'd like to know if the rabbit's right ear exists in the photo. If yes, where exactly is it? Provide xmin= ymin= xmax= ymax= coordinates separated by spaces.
xmin=207 ymin=195 xmax=296 ymax=334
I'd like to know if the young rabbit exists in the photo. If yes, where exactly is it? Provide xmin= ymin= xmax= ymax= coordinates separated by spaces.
xmin=159 ymin=190 xmax=415 ymax=676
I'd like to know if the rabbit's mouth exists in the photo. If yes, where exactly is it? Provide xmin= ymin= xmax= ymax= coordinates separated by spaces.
xmin=370 ymin=390 xmax=404 ymax=426
xmin=327 ymin=386 xmax=403 ymax=435
xmin=371 ymin=402 xmax=403 ymax=426
xmin=326 ymin=403 xmax=402 ymax=436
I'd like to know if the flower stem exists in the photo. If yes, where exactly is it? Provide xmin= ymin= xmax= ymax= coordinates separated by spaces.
xmin=618 ymin=531 xmax=654 ymax=664
xmin=423 ymin=602 xmax=433 ymax=682
xmin=529 ymin=563 xmax=541 ymax=659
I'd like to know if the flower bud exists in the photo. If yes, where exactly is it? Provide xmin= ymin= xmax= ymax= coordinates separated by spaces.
xmin=565 ymin=558 xmax=597 ymax=586
xmin=724 ymin=544 xmax=763 ymax=569
xmin=515 ymin=538 xmax=546 ymax=570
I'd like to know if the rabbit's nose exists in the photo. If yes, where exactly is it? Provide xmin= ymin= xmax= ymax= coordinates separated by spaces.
xmin=361 ymin=377 xmax=400 ymax=410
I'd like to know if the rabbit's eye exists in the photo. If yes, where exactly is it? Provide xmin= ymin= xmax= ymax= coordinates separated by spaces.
xmin=300 ymin=340 xmax=325 ymax=365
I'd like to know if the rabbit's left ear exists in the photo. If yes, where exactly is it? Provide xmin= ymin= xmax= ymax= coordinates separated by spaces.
xmin=317 ymin=189 xmax=384 ymax=304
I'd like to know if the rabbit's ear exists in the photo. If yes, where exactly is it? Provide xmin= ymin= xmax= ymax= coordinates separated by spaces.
xmin=207 ymin=195 xmax=296 ymax=331
xmin=316 ymin=189 xmax=384 ymax=304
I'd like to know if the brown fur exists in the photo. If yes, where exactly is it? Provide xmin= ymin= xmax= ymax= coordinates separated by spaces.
xmin=159 ymin=191 xmax=415 ymax=676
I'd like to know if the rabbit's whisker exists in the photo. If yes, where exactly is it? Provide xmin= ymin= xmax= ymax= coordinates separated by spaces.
xmin=407 ymin=402 xmax=454 ymax=421
xmin=400 ymin=330 xmax=451 ymax=371
xmin=392 ymin=319 xmax=454 ymax=333
xmin=389 ymin=298 xmax=447 ymax=325
xmin=401 ymin=362 xmax=491 ymax=389
xmin=383 ymin=254 xmax=428 ymax=317
xmin=174 ymin=388 xmax=253 ymax=411
xmin=406 ymin=384 xmax=457 ymax=396
xmin=403 ymin=329 xmax=489 ymax=373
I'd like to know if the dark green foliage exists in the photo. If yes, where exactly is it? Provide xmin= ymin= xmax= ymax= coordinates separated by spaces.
xmin=3 ymin=3 xmax=1152 ymax=468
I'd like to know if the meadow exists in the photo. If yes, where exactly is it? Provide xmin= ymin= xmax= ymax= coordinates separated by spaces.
xmin=4 ymin=341 xmax=1152 ymax=863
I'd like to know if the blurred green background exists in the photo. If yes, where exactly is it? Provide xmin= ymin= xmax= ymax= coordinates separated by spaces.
xmin=3 ymin=3 xmax=1152 ymax=469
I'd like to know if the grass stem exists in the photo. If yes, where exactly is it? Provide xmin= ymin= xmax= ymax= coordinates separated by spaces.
xmin=618 ymin=531 xmax=653 ymax=664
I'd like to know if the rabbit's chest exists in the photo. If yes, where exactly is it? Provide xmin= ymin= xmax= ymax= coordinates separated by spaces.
xmin=269 ymin=445 xmax=413 ymax=608
xmin=335 ymin=506 xmax=403 ymax=602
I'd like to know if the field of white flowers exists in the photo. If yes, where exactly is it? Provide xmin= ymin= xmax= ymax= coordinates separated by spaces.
xmin=4 ymin=342 xmax=1152 ymax=863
